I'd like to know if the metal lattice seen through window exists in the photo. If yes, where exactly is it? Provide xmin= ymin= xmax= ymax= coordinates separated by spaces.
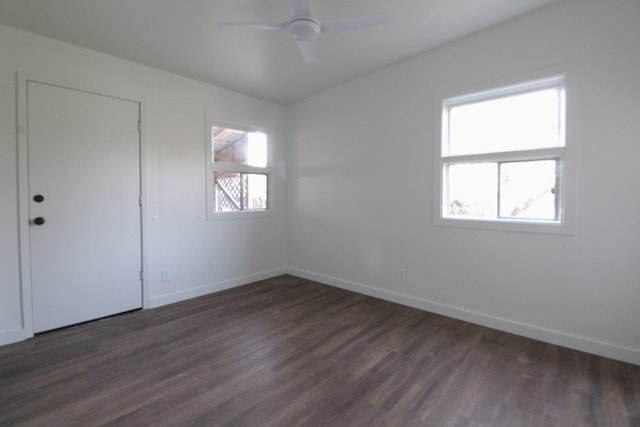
xmin=214 ymin=172 xmax=267 ymax=212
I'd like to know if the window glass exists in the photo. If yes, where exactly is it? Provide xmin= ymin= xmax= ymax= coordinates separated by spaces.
xmin=447 ymin=163 xmax=498 ymax=218
xmin=447 ymin=88 xmax=561 ymax=156
xmin=214 ymin=172 xmax=267 ymax=212
xmin=213 ymin=127 xmax=267 ymax=167
xmin=499 ymin=160 xmax=557 ymax=220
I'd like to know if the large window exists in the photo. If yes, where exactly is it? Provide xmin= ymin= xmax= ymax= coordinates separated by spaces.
xmin=438 ymin=77 xmax=568 ymax=231
xmin=208 ymin=125 xmax=269 ymax=216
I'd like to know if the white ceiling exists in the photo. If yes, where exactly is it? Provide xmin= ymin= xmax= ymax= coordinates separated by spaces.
xmin=0 ymin=0 xmax=557 ymax=105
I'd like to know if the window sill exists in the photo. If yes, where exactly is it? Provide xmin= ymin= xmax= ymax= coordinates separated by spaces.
xmin=207 ymin=209 xmax=273 ymax=222
xmin=434 ymin=216 xmax=574 ymax=236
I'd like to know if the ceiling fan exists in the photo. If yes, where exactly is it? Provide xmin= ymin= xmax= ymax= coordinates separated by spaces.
xmin=217 ymin=0 xmax=394 ymax=63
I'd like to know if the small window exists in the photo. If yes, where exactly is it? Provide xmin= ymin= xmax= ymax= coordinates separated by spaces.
xmin=208 ymin=125 xmax=270 ymax=216
xmin=438 ymin=77 xmax=567 ymax=230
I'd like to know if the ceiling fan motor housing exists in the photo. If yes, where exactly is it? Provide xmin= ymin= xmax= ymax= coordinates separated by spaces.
xmin=287 ymin=18 xmax=321 ymax=42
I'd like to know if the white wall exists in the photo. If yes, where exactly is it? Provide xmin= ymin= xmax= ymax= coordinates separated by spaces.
xmin=0 ymin=24 xmax=287 ymax=344
xmin=286 ymin=0 xmax=640 ymax=364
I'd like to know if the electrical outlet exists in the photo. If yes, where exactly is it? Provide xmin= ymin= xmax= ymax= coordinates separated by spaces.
xmin=397 ymin=268 xmax=406 ymax=283
xmin=161 ymin=269 xmax=170 ymax=282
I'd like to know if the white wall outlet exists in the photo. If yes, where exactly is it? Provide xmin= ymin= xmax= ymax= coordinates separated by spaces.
xmin=397 ymin=268 xmax=406 ymax=283
xmin=161 ymin=269 xmax=170 ymax=282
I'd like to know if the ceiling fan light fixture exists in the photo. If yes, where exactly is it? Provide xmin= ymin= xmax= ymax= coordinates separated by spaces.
xmin=217 ymin=0 xmax=394 ymax=63
xmin=287 ymin=19 xmax=321 ymax=42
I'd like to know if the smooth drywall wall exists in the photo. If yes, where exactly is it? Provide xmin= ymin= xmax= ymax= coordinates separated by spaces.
xmin=0 ymin=24 xmax=287 ymax=344
xmin=286 ymin=0 xmax=640 ymax=364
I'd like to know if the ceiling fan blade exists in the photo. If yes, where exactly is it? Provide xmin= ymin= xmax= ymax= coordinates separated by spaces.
xmin=321 ymin=12 xmax=394 ymax=33
xmin=217 ymin=22 xmax=286 ymax=31
xmin=292 ymin=0 xmax=313 ymax=19
xmin=296 ymin=40 xmax=318 ymax=63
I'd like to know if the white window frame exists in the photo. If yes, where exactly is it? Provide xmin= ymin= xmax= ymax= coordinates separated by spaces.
xmin=434 ymin=75 xmax=575 ymax=235
xmin=206 ymin=120 xmax=272 ymax=220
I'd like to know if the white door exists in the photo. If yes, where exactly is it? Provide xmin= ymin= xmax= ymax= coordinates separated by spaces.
xmin=27 ymin=81 xmax=142 ymax=333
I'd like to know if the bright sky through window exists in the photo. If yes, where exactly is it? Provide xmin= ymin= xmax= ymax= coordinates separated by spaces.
xmin=248 ymin=132 xmax=267 ymax=168
xmin=447 ymin=88 xmax=561 ymax=156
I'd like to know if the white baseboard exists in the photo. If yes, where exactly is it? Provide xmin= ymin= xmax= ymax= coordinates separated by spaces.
xmin=0 ymin=328 xmax=31 ymax=347
xmin=0 ymin=268 xmax=287 ymax=348
xmin=287 ymin=267 xmax=640 ymax=366
xmin=148 ymin=267 xmax=287 ymax=308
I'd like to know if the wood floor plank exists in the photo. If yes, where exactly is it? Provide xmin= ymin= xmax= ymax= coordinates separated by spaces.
xmin=1 ymin=275 xmax=638 ymax=426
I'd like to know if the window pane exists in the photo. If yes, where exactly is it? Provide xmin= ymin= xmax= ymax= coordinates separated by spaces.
xmin=212 ymin=126 xmax=267 ymax=167
xmin=499 ymin=160 xmax=557 ymax=220
xmin=214 ymin=172 xmax=267 ymax=212
xmin=447 ymin=88 xmax=561 ymax=156
xmin=446 ymin=163 xmax=497 ymax=218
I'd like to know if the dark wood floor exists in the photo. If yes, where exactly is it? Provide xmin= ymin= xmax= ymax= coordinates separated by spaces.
xmin=1 ymin=275 xmax=639 ymax=426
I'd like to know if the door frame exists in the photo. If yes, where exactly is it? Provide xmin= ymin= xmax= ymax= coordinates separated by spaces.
xmin=16 ymin=72 xmax=150 ymax=340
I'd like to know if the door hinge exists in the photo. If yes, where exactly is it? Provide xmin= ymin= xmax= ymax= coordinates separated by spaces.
xmin=138 ymin=196 xmax=143 ymax=206
xmin=137 ymin=121 xmax=142 ymax=132
xmin=140 ymin=270 xmax=144 ymax=281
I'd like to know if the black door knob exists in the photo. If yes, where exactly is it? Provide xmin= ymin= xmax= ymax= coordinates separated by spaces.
xmin=33 ymin=217 xmax=46 ymax=226
xmin=33 ymin=194 xmax=45 ymax=203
